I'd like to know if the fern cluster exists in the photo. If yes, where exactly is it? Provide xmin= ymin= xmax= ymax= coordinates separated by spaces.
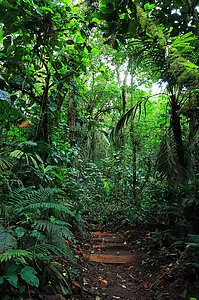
xmin=0 ymin=144 xmax=79 ymax=298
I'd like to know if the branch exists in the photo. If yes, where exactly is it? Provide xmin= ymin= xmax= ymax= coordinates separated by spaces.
xmin=8 ymin=82 xmax=41 ymax=105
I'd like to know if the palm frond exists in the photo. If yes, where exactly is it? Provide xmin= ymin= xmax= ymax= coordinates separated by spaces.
xmin=0 ymin=157 xmax=12 ymax=171
xmin=111 ymin=99 xmax=147 ymax=141
xmin=156 ymin=132 xmax=187 ymax=183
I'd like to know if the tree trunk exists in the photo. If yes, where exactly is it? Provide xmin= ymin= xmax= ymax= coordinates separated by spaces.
xmin=68 ymin=87 xmax=77 ymax=146
xmin=129 ymin=55 xmax=138 ymax=207
xmin=35 ymin=73 xmax=50 ymax=144
xmin=170 ymin=94 xmax=184 ymax=166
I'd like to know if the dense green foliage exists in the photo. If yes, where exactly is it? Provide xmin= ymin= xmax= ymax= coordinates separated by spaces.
xmin=0 ymin=0 xmax=199 ymax=298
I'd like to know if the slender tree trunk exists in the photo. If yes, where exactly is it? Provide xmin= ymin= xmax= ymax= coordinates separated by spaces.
xmin=130 ymin=122 xmax=137 ymax=202
xmin=129 ymin=55 xmax=138 ymax=207
xmin=68 ymin=85 xmax=77 ymax=146
xmin=170 ymin=94 xmax=184 ymax=166
xmin=89 ymin=131 xmax=96 ymax=162
xmin=35 ymin=72 xmax=50 ymax=144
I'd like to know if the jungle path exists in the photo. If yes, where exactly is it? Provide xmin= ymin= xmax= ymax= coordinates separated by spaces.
xmin=80 ymin=230 xmax=141 ymax=300
xmin=72 ymin=228 xmax=195 ymax=300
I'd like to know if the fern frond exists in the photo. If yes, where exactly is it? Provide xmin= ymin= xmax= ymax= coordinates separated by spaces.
xmin=19 ymin=202 xmax=74 ymax=217
xmin=33 ymin=220 xmax=74 ymax=240
xmin=0 ymin=250 xmax=34 ymax=262
xmin=9 ymin=187 xmax=71 ymax=208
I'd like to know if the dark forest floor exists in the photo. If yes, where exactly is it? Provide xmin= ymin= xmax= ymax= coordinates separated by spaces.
xmin=71 ymin=223 xmax=199 ymax=300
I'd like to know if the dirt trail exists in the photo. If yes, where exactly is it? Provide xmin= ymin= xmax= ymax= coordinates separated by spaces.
xmin=80 ymin=230 xmax=141 ymax=300
xmin=72 ymin=229 xmax=195 ymax=300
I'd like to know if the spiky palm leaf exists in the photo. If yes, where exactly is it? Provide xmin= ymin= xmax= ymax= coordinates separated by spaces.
xmin=111 ymin=99 xmax=147 ymax=142
xmin=156 ymin=132 xmax=187 ymax=183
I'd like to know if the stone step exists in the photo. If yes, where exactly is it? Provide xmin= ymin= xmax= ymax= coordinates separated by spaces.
xmin=90 ymin=236 xmax=125 ymax=243
xmin=91 ymin=231 xmax=114 ymax=237
xmin=92 ymin=243 xmax=134 ymax=251
xmin=83 ymin=253 xmax=138 ymax=264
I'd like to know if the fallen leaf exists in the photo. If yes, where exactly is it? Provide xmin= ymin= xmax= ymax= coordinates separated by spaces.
xmin=113 ymin=296 xmax=120 ymax=299
xmin=98 ymin=276 xmax=108 ymax=284
xmin=168 ymin=263 xmax=173 ymax=267
xmin=96 ymin=297 xmax=101 ymax=300
xmin=143 ymin=283 xmax=150 ymax=289
xmin=72 ymin=280 xmax=81 ymax=289
xmin=65 ymin=239 xmax=71 ymax=245
xmin=128 ymin=265 xmax=134 ymax=270
xmin=83 ymin=278 xmax=89 ymax=285
xmin=121 ymin=284 xmax=127 ymax=289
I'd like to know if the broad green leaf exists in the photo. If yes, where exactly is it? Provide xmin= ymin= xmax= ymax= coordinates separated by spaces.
xmin=5 ymin=273 xmax=18 ymax=288
xmin=144 ymin=3 xmax=155 ymax=11
xmin=20 ymin=266 xmax=39 ymax=287
xmin=0 ymin=29 xmax=3 ymax=44
xmin=99 ymin=66 xmax=106 ymax=72
xmin=51 ymin=171 xmax=64 ymax=182
xmin=76 ymin=35 xmax=85 ymax=44
xmin=83 ymin=47 xmax=88 ymax=55
xmin=68 ymin=18 xmax=76 ymax=27
xmin=15 ymin=227 xmax=26 ymax=238
xmin=45 ymin=165 xmax=58 ymax=172
xmin=92 ymin=17 xmax=100 ymax=24
xmin=119 ymin=13 xmax=127 ymax=20
xmin=91 ymin=48 xmax=100 ymax=55
xmin=72 ymin=7 xmax=80 ymax=13
xmin=4 ymin=262 xmax=19 ymax=274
